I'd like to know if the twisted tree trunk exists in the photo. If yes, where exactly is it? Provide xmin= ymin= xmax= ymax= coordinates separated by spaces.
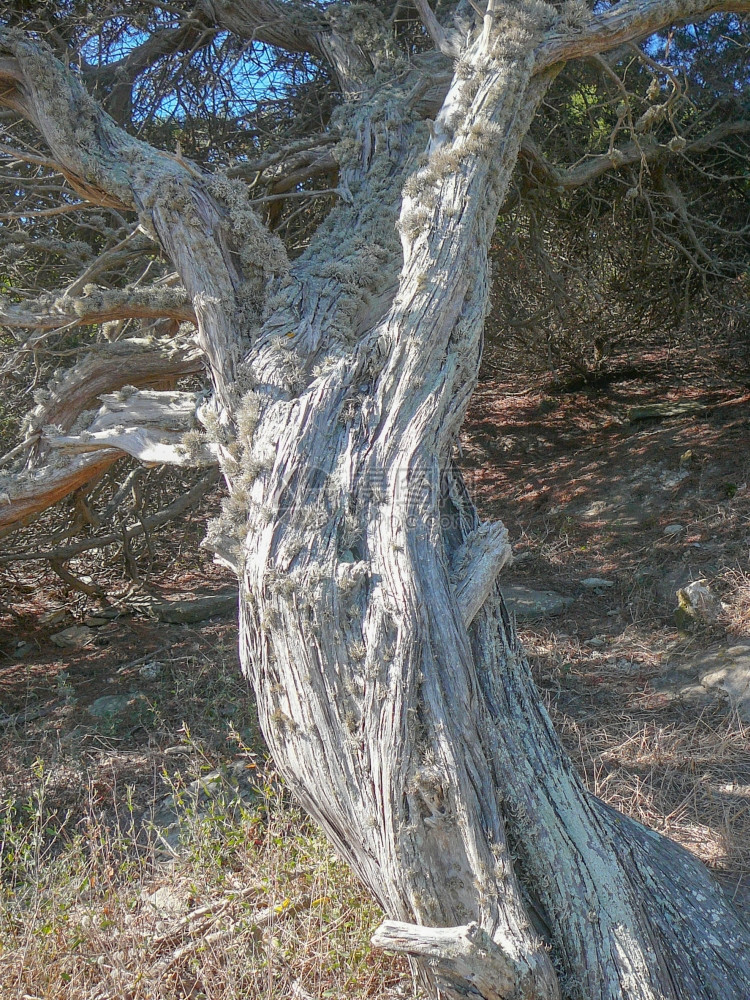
xmin=223 ymin=17 xmax=750 ymax=1000
xmin=2 ymin=3 xmax=750 ymax=997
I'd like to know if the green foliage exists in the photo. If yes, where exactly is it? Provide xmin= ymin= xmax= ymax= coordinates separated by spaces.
xmin=565 ymin=82 xmax=613 ymax=147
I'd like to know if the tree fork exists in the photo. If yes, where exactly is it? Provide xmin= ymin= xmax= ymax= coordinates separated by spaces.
xmin=231 ymin=9 xmax=750 ymax=999
xmin=2 ymin=3 xmax=750 ymax=998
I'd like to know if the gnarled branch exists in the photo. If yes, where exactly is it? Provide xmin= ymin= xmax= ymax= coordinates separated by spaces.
xmin=0 ymin=286 xmax=194 ymax=335
xmin=0 ymin=29 xmax=287 ymax=417
xmin=21 ymin=338 xmax=204 ymax=469
xmin=44 ymin=389 xmax=221 ymax=467
xmin=538 ymin=0 xmax=750 ymax=70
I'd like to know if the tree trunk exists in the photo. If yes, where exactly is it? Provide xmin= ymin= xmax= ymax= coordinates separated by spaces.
xmin=215 ymin=21 xmax=750 ymax=1000
xmin=3 ymin=9 xmax=750 ymax=998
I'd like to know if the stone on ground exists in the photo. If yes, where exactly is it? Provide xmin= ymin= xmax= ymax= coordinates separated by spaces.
xmin=700 ymin=643 xmax=750 ymax=723
xmin=676 ymin=580 xmax=721 ymax=625
xmin=88 ymin=692 xmax=147 ymax=718
xmin=50 ymin=625 xmax=95 ymax=649
xmin=500 ymin=585 xmax=573 ymax=620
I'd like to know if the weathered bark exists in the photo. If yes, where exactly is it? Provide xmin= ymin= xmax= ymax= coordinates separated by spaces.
xmin=2 ymin=4 xmax=750 ymax=998
xmin=223 ymin=15 xmax=750 ymax=1000
xmin=0 ymin=340 xmax=207 ymax=533
xmin=0 ymin=450 xmax=121 ymax=535
xmin=23 ymin=339 xmax=203 ymax=466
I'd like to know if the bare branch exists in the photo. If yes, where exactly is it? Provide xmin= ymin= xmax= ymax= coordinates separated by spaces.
xmin=200 ymin=0 xmax=395 ymax=94
xmin=249 ymin=186 xmax=345 ymax=206
xmin=225 ymin=133 xmax=337 ymax=181
xmin=412 ymin=0 xmax=460 ymax=57
xmin=519 ymin=119 xmax=750 ymax=192
xmin=198 ymin=0 xmax=329 ymax=57
xmin=85 ymin=10 xmax=217 ymax=123
xmin=0 ymin=286 xmax=194 ymax=334
xmin=0 ymin=469 xmax=219 ymax=558
xmin=537 ymin=0 xmax=750 ymax=70
xmin=0 ymin=29 xmax=287 ymax=419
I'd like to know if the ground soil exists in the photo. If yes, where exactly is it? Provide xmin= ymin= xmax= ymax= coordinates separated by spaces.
xmin=1 ymin=341 xmax=749 ymax=927
xmin=465 ymin=343 xmax=750 ymax=906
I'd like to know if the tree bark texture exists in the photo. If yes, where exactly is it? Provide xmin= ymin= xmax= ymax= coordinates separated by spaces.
xmin=225 ymin=16 xmax=750 ymax=1000
xmin=2 ymin=4 xmax=750 ymax=997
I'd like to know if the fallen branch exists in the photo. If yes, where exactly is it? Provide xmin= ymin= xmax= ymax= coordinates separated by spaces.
xmin=0 ymin=701 xmax=58 ymax=729
xmin=115 ymin=647 xmax=169 ymax=674
xmin=123 ymin=590 xmax=237 ymax=624
xmin=627 ymin=401 xmax=709 ymax=421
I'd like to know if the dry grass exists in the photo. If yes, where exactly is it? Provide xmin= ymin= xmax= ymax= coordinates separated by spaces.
xmin=718 ymin=567 xmax=750 ymax=637
xmin=0 ymin=758 xmax=417 ymax=1000
xmin=560 ymin=706 xmax=750 ymax=874
xmin=0 ymin=653 xmax=419 ymax=1000
xmin=4 ymin=644 xmax=748 ymax=1000
xmin=525 ymin=629 xmax=750 ymax=905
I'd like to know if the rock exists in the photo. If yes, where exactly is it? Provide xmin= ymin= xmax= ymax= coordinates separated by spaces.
xmin=678 ymin=684 xmax=716 ymax=709
xmin=40 ymin=608 xmax=70 ymax=627
xmin=701 ymin=644 xmax=750 ymax=722
xmin=500 ymin=585 xmax=573 ymax=620
xmin=579 ymin=497 xmax=655 ymax=529
xmin=50 ymin=625 xmax=95 ymax=649
xmin=139 ymin=660 xmax=163 ymax=681
xmin=186 ymin=771 xmax=224 ymax=798
xmin=676 ymin=580 xmax=720 ymax=625
xmin=663 ymin=524 xmax=684 ymax=536
xmin=585 ymin=637 xmax=606 ymax=648
xmin=581 ymin=578 xmax=614 ymax=589
xmin=141 ymin=885 xmax=188 ymax=917
xmin=660 ymin=469 xmax=690 ymax=489
xmin=88 ymin=692 xmax=147 ymax=718
xmin=85 ymin=616 xmax=113 ymax=627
